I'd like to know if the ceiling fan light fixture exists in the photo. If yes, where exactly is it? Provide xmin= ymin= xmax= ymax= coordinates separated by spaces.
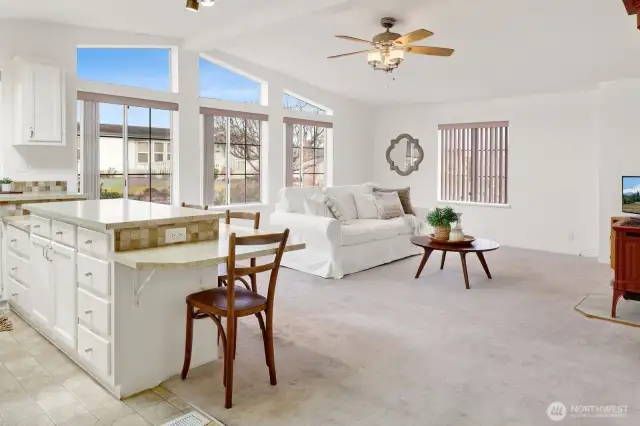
xmin=200 ymin=0 xmax=216 ymax=6
xmin=186 ymin=0 xmax=200 ymax=12
xmin=367 ymin=51 xmax=382 ymax=68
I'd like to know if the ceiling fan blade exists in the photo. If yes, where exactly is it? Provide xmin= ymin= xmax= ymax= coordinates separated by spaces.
xmin=327 ymin=50 xmax=375 ymax=59
xmin=394 ymin=29 xmax=434 ymax=45
xmin=406 ymin=46 xmax=455 ymax=56
xmin=335 ymin=35 xmax=374 ymax=45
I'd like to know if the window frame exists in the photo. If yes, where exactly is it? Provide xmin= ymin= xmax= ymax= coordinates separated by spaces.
xmin=284 ymin=118 xmax=333 ymax=188
xmin=202 ymin=109 xmax=267 ymax=207
xmin=438 ymin=121 xmax=509 ymax=206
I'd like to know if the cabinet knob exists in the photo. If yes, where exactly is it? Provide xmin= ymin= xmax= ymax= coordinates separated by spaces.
xmin=11 ymin=293 xmax=18 ymax=297
xmin=84 ymin=240 xmax=92 ymax=244
xmin=30 ymin=127 xmax=34 ymax=138
xmin=10 ymin=239 xmax=17 ymax=243
xmin=11 ymin=267 xmax=17 ymax=271
xmin=84 ymin=272 xmax=92 ymax=277
xmin=33 ymin=225 xmax=40 ymax=229
xmin=84 ymin=348 xmax=93 ymax=353
xmin=84 ymin=310 xmax=93 ymax=315
xmin=56 ymin=231 xmax=63 ymax=235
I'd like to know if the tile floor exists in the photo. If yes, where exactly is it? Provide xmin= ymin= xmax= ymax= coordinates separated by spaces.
xmin=0 ymin=310 xmax=205 ymax=426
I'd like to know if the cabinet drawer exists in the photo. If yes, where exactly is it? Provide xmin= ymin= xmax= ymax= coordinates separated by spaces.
xmin=6 ymin=225 xmax=30 ymax=258
xmin=7 ymin=251 xmax=30 ymax=287
xmin=77 ymin=228 xmax=110 ymax=258
xmin=77 ymin=325 xmax=111 ymax=377
xmin=30 ymin=216 xmax=51 ymax=238
xmin=52 ymin=220 xmax=77 ymax=248
xmin=77 ymin=288 xmax=111 ymax=337
xmin=7 ymin=277 xmax=30 ymax=315
xmin=77 ymin=253 xmax=110 ymax=297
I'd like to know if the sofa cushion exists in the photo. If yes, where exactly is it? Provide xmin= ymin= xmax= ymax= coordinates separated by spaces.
xmin=353 ymin=193 xmax=378 ymax=219
xmin=276 ymin=187 xmax=323 ymax=213
xmin=373 ymin=192 xmax=405 ymax=220
xmin=341 ymin=217 xmax=413 ymax=246
xmin=374 ymin=186 xmax=414 ymax=215
xmin=324 ymin=184 xmax=372 ymax=220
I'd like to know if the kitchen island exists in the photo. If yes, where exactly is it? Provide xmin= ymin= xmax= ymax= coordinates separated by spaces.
xmin=2 ymin=200 xmax=304 ymax=398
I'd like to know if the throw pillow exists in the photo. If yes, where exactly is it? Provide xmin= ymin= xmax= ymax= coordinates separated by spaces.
xmin=373 ymin=187 xmax=415 ymax=215
xmin=374 ymin=192 xmax=405 ymax=220
xmin=303 ymin=194 xmax=332 ymax=217
xmin=323 ymin=187 xmax=358 ymax=220
xmin=323 ymin=195 xmax=350 ymax=225
xmin=353 ymin=193 xmax=378 ymax=219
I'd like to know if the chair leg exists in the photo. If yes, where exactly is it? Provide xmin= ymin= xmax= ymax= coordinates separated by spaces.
xmin=255 ymin=313 xmax=269 ymax=367
xmin=250 ymin=273 xmax=258 ymax=293
xmin=233 ymin=318 xmax=238 ymax=359
xmin=181 ymin=304 xmax=195 ymax=380
xmin=225 ymin=316 xmax=236 ymax=409
xmin=265 ymin=311 xmax=277 ymax=386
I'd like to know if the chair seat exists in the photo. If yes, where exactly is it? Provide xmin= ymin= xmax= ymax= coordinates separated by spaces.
xmin=187 ymin=287 xmax=267 ymax=316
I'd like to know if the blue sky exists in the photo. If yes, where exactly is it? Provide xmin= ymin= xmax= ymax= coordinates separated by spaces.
xmin=77 ymin=48 xmax=261 ymax=127
xmin=623 ymin=176 xmax=640 ymax=192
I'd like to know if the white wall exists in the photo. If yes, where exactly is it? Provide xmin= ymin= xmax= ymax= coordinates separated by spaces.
xmin=373 ymin=91 xmax=600 ymax=256
xmin=0 ymin=19 xmax=373 ymax=212
xmin=596 ymin=78 xmax=640 ymax=263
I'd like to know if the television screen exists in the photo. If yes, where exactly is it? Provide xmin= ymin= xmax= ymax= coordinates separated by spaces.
xmin=622 ymin=176 xmax=640 ymax=214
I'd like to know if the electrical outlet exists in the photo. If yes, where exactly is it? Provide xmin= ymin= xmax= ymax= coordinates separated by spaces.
xmin=165 ymin=227 xmax=187 ymax=244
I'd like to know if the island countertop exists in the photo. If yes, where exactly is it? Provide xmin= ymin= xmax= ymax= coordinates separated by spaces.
xmin=112 ymin=224 xmax=305 ymax=270
xmin=0 ymin=191 xmax=87 ymax=203
xmin=23 ymin=199 xmax=224 ymax=232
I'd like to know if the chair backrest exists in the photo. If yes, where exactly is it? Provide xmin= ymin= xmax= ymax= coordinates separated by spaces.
xmin=225 ymin=210 xmax=260 ymax=230
xmin=226 ymin=230 xmax=289 ymax=309
xmin=181 ymin=202 xmax=208 ymax=210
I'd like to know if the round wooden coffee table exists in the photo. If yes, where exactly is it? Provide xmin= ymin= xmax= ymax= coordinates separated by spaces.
xmin=411 ymin=236 xmax=500 ymax=289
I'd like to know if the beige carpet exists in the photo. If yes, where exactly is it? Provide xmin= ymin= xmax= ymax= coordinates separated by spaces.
xmin=163 ymin=247 xmax=640 ymax=426
xmin=575 ymin=293 xmax=640 ymax=327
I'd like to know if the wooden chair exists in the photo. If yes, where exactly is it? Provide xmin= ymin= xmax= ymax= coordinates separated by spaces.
xmin=181 ymin=229 xmax=290 ymax=409
xmin=218 ymin=210 xmax=261 ymax=292
xmin=181 ymin=202 xmax=209 ymax=210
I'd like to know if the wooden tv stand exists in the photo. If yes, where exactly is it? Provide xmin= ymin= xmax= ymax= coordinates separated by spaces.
xmin=611 ymin=217 xmax=640 ymax=317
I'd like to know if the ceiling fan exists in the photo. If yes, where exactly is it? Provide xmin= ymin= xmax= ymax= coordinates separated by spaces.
xmin=186 ymin=0 xmax=216 ymax=12
xmin=328 ymin=17 xmax=454 ymax=73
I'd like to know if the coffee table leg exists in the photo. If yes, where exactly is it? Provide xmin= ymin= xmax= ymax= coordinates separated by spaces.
xmin=476 ymin=252 xmax=492 ymax=279
xmin=440 ymin=251 xmax=447 ymax=270
xmin=460 ymin=253 xmax=470 ymax=290
xmin=415 ymin=248 xmax=434 ymax=279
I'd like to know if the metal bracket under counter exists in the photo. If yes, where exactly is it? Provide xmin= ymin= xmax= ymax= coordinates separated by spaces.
xmin=132 ymin=269 xmax=157 ymax=307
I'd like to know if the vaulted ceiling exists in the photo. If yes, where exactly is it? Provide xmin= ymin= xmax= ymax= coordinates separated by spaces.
xmin=1 ymin=0 xmax=640 ymax=105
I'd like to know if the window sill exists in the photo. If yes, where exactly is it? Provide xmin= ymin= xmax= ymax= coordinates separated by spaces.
xmin=436 ymin=200 xmax=511 ymax=209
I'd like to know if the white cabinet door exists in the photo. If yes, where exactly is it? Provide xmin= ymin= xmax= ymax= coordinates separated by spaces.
xmin=51 ymin=242 xmax=77 ymax=350
xmin=31 ymin=62 xmax=64 ymax=143
xmin=13 ymin=58 xmax=65 ymax=146
xmin=30 ymin=235 xmax=53 ymax=331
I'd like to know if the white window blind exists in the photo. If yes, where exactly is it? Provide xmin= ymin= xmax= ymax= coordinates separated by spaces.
xmin=439 ymin=121 xmax=509 ymax=205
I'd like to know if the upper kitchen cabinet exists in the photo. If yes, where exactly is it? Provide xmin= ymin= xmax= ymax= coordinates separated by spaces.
xmin=12 ymin=58 xmax=66 ymax=146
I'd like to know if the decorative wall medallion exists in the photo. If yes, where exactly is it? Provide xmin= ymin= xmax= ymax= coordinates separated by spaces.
xmin=386 ymin=134 xmax=424 ymax=176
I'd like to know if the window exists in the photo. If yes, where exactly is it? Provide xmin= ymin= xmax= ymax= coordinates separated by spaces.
xmin=77 ymin=48 xmax=172 ymax=91
xmin=199 ymin=57 xmax=262 ymax=104
xmin=202 ymin=108 xmax=267 ymax=205
xmin=283 ymin=93 xmax=327 ymax=115
xmin=438 ymin=121 xmax=509 ymax=205
xmin=137 ymin=141 xmax=149 ymax=164
xmin=284 ymin=118 xmax=332 ymax=187
xmin=77 ymin=95 xmax=175 ymax=204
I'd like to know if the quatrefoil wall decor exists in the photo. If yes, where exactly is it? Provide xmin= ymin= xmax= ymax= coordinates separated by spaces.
xmin=386 ymin=133 xmax=424 ymax=176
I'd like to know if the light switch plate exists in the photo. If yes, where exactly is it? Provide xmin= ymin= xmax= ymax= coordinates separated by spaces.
xmin=165 ymin=227 xmax=187 ymax=243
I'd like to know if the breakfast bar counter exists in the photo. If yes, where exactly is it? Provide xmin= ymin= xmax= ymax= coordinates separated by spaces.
xmin=3 ymin=199 xmax=304 ymax=399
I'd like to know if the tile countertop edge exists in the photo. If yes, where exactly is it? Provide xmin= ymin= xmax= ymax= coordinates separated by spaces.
xmin=0 ymin=192 xmax=88 ymax=202
xmin=21 ymin=202 xmax=225 ymax=232
xmin=112 ymin=242 xmax=307 ymax=270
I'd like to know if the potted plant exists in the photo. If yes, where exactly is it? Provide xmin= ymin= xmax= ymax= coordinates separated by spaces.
xmin=0 ymin=178 xmax=13 ymax=193
xmin=427 ymin=206 xmax=459 ymax=241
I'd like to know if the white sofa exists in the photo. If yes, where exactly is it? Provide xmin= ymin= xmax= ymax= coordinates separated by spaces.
xmin=269 ymin=184 xmax=424 ymax=279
